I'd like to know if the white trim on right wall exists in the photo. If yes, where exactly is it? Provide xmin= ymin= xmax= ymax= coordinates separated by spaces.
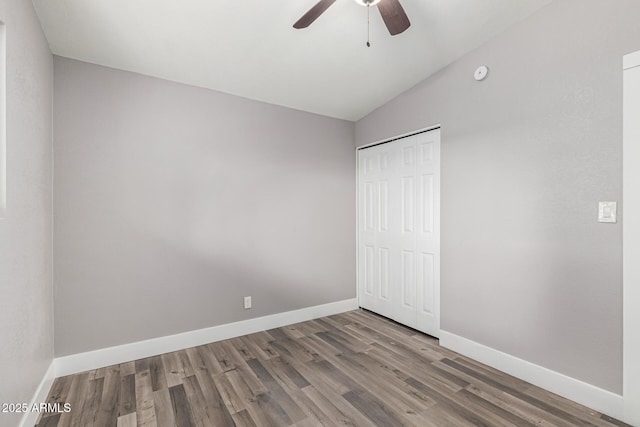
xmin=441 ymin=52 xmax=640 ymax=426
xmin=439 ymin=331 xmax=624 ymax=421
xmin=623 ymin=49 xmax=640 ymax=427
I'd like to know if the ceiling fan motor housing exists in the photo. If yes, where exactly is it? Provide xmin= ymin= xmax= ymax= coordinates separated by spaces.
xmin=354 ymin=0 xmax=382 ymax=6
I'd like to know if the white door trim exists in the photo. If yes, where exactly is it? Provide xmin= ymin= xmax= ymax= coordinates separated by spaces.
xmin=356 ymin=124 xmax=442 ymax=151
xmin=623 ymin=50 xmax=640 ymax=426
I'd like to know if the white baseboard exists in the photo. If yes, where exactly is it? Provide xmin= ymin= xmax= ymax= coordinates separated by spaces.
xmin=439 ymin=330 xmax=625 ymax=422
xmin=19 ymin=305 xmax=634 ymax=426
xmin=55 ymin=298 xmax=358 ymax=378
xmin=19 ymin=360 xmax=56 ymax=427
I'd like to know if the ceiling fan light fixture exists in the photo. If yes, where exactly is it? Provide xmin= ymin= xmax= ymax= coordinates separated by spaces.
xmin=354 ymin=0 xmax=382 ymax=6
xmin=293 ymin=0 xmax=410 ymax=36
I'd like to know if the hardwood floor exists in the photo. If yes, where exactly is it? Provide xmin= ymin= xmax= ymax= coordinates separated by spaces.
xmin=37 ymin=310 xmax=629 ymax=426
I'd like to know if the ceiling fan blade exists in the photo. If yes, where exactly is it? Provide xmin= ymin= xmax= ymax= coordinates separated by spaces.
xmin=293 ymin=0 xmax=337 ymax=29
xmin=377 ymin=0 xmax=410 ymax=35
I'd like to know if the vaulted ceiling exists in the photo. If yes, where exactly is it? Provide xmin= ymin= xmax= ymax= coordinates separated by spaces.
xmin=33 ymin=0 xmax=553 ymax=121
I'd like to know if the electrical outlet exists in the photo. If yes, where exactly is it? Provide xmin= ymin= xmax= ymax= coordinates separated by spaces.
xmin=244 ymin=296 xmax=252 ymax=309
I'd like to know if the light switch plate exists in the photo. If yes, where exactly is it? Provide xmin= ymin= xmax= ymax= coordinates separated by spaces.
xmin=598 ymin=201 xmax=617 ymax=223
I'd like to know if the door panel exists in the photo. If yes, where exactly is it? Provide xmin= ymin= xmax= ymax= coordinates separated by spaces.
xmin=358 ymin=128 xmax=440 ymax=336
xmin=364 ymin=245 xmax=374 ymax=295
xmin=415 ymin=130 xmax=440 ymax=334
xmin=379 ymin=247 xmax=390 ymax=300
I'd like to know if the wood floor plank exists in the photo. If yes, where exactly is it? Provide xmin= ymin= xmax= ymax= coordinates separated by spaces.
xmin=153 ymin=388 xmax=176 ymax=427
xmin=335 ymin=349 xmax=438 ymax=414
xmin=291 ymin=418 xmax=321 ymax=427
xmin=209 ymin=370 xmax=247 ymax=414
xmin=464 ymin=382 xmax=577 ymax=427
xmin=305 ymin=360 xmax=355 ymax=396
xmin=310 ymin=358 xmax=415 ymax=425
xmin=450 ymin=354 xmax=536 ymax=392
xmin=419 ymin=401 xmax=479 ymax=427
xmin=301 ymin=385 xmax=374 ymax=427
xmin=55 ymin=372 xmax=90 ymax=427
xmin=184 ymin=346 xmax=208 ymax=376
xmin=314 ymin=331 xmax=358 ymax=355
xmin=456 ymin=387 xmax=536 ymax=426
xmin=169 ymin=384 xmax=196 ymax=427
xmin=77 ymin=377 xmax=104 ymax=427
xmin=39 ymin=309 xmax=629 ymax=427
xmin=134 ymin=371 xmax=157 ymax=427
xmin=278 ymin=324 xmax=307 ymax=340
xmin=116 ymin=412 xmax=136 ymax=427
xmin=243 ymin=331 xmax=280 ymax=360
xmin=196 ymin=344 xmax=224 ymax=375
xmin=297 ymin=334 xmax=345 ymax=363
xmin=298 ymin=319 xmax=331 ymax=335
xmin=90 ymin=367 xmax=106 ymax=381
xmin=251 ymin=392 xmax=293 ymax=427
xmin=287 ymin=387 xmax=336 ymax=426
xmin=230 ymin=336 xmax=256 ymax=361
xmin=46 ymin=375 xmax=73 ymax=406
xmin=181 ymin=375 xmax=212 ymax=427
xmin=406 ymin=376 xmax=516 ymax=427
xmin=315 ymin=353 xmax=423 ymax=425
xmin=134 ymin=358 xmax=150 ymax=374
xmin=440 ymin=357 xmax=603 ymax=426
xmin=148 ymin=355 xmax=168 ymax=392
xmin=208 ymin=341 xmax=241 ymax=373
xmin=232 ymin=409 xmax=258 ymax=427
xmin=224 ymin=367 xmax=265 ymax=405
xmin=269 ymin=337 xmax=316 ymax=364
xmin=247 ymin=358 xmax=307 ymax=423
xmin=110 ymin=374 xmax=134 ymax=418
xmin=37 ymin=375 xmax=73 ymax=425
xmin=342 ymin=390 xmax=406 ymax=427
xmin=36 ymin=413 xmax=61 ymax=427
xmin=94 ymin=366 xmax=120 ymax=427
xmin=162 ymin=351 xmax=191 ymax=388
xmin=239 ymin=334 xmax=274 ymax=361
xmin=188 ymin=373 xmax=235 ymax=425
xmin=367 ymin=344 xmax=466 ymax=396
xmin=262 ymin=357 xmax=310 ymax=391
xmin=119 ymin=361 xmax=136 ymax=377
xmin=291 ymin=320 xmax=329 ymax=337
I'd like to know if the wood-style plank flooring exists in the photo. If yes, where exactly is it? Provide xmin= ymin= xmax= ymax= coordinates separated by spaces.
xmin=37 ymin=310 xmax=629 ymax=426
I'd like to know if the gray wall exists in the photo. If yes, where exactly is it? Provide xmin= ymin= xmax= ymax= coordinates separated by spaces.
xmin=0 ymin=0 xmax=53 ymax=425
xmin=355 ymin=0 xmax=640 ymax=394
xmin=53 ymin=57 xmax=355 ymax=356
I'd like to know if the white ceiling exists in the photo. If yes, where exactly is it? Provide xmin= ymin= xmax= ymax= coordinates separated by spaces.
xmin=32 ymin=0 xmax=553 ymax=121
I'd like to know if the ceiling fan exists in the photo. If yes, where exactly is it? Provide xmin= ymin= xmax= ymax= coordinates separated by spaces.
xmin=293 ymin=0 xmax=410 ymax=43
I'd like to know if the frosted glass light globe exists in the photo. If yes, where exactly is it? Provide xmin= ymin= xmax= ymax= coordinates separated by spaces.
xmin=354 ymin=0 xmax=382 ymax=6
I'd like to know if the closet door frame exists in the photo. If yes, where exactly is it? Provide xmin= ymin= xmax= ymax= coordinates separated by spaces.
xmin=623 ymin=50 xmax=640 ymax=426
xmin=356 ymin=124 xmax=441 ymax=337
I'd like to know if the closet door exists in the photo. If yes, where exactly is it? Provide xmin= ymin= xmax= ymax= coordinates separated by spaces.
xmin=357 ymin=129 xmax=440 ymax=337
xmin=358 ymin=142 xmax=398 ymax=321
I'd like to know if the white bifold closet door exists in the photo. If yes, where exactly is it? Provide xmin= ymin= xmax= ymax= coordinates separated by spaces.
xmin=358 ymin=128 xmax=440 ymax=337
